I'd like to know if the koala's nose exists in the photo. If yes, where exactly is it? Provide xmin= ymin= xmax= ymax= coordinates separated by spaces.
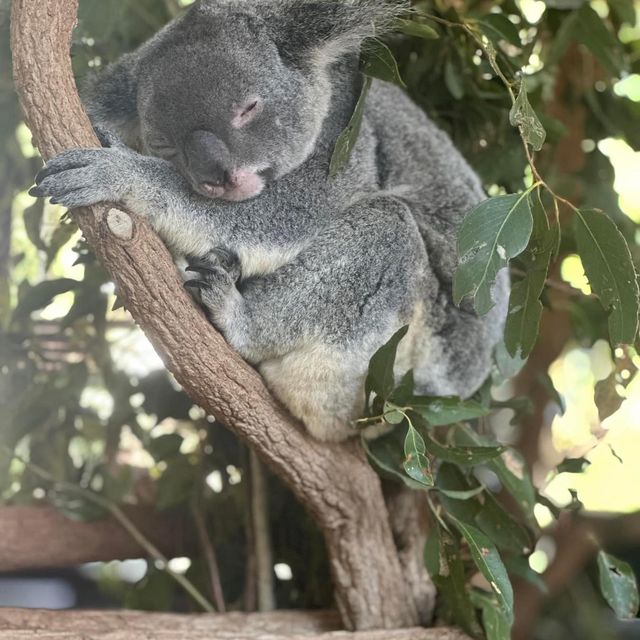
xmin=184 ymin=129 xmax=232 ymax=192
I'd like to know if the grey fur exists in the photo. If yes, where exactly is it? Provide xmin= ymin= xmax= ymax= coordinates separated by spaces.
xmin=32 ymin=0 xmax=508 ymax=441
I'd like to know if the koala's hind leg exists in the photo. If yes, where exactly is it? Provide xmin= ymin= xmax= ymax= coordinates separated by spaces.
xmin=186 ymin=196 xmax=429 ymax=441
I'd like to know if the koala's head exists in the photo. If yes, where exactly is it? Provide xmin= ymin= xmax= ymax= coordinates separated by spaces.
xmin=134 ymin=0 xmax=398 ymax=201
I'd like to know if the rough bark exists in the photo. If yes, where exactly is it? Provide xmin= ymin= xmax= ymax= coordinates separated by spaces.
xmin=0 ymin=506 xmax=184 ymax=572
xmin=10 ymin=0 xmax=421 ymax=629
xmin=0 ymin=609 xmax=471 ymax=640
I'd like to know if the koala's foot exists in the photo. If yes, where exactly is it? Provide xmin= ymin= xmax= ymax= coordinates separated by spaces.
xmin=184 ymin=251 xmax=242 ymax=329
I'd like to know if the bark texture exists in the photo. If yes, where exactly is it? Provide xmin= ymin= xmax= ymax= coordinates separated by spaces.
xmin=0 ymin=506 xmax=183 ymax=572
xmin=10 ymin=0 xmax=424 ymax=629
xmin=0 ymin=609 xmax=470 ymax=640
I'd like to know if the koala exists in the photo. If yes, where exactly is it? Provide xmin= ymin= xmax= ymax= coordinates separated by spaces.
xmin=30 ymin=0 xmax=509 ymax=442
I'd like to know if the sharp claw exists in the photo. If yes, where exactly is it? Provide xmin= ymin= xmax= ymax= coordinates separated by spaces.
xmin=184 ymin=279 xmax=208 ymax=290
xmin=28 ymin=186 xmax=43 ymax=197
xmin=186 ymin=263 xmax=217 ymax=275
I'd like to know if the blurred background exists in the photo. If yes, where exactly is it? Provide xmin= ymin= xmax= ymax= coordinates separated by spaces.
xmin=0 ymin=0 xmax=639 ymax=639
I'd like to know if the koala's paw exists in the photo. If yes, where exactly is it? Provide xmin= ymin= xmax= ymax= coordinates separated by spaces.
xmin=29 ymin=148 xmax=137 ymax=208
xmin=184 ymin=255 xmax=241 ymax=328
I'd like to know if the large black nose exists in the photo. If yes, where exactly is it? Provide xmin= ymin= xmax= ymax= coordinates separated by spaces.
xmin=184 ymin=130 xmax=232 ymax=190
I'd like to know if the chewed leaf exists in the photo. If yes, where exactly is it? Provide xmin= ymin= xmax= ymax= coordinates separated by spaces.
xmin=573 ymin=209 xmax=639 ymax=345
xmin=454 ymin=193 xmax=534 ymax=315
xmin=509 ymin=83 xmax=546 ymax=151
xmin=597 ymin=551 xmax=640 ymax=619
xmin=403 ymin=425 xmax=433 ymax=486
xmin=410 ymin=396 xmax=491 ymax=426
xmin=450 ymin=516 xmax=514 ymax=624
xmin=330 ymin=76 xmax=371 ymax=177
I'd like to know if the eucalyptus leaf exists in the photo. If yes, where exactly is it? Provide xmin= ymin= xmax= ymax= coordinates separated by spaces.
xmin=360 ymin=39 xmax=405 ymax=86
xmin=454 ymin=192 xmax=534 ymax=315
xmin=329 ymin=76 xmax=372 ymax=177
xmin=395 ymin=17 xmax=439 ymax=40
xmin=509 ymin=83 xmax=546 ymax=151
xmin=364 ymin=325 xmax=409 ymax=406
xmin=403 ymin=424 xmax=433 ymax=486
xmin=13 ymin=278 xmax=81 ymax=321
xmin=449 ymin=516 xmax=514 ymax=624
xmin=573 ymin=208 xmax=639 ymax=345
xmin=504 ymin=194 xmax=555 ymax=358
xmin=597 ymin=551 xmax=640 ymax=619
xmin=557 ymin=457 xmax=590 ymax=473
xmin=422 ymin=430 xmax=505 ymax=466
xmin=409 ymin=396 xmax=491 ymax=426
xmin=471 ymin=590 xmax=512 ymax=640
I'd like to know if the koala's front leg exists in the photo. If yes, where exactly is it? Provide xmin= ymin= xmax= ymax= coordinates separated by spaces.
xmin=29 ymin=147 xmax=221 ymax=257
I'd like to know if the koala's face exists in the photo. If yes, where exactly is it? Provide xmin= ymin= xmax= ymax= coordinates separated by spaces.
xmin=136 ymin=9 xmax=331 ymax=201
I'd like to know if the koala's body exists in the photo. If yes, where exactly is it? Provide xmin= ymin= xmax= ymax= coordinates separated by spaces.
xmin=32 ymin=0 xmax=509 ymax=441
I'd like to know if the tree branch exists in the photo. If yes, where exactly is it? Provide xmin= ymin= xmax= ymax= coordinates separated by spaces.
xmin=0 ymin=505 xmax=183 ymax=572
xmin=10 ymin=0 xmax=420 ymax=629
xmin=0 ymin=609 xmax=471 ymax=640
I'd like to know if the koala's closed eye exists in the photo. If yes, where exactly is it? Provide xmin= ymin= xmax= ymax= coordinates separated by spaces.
xmin=232 ymin=97 xmax=263 ymax=129
xmin=147 ymin=137 xmax=177 ymax=158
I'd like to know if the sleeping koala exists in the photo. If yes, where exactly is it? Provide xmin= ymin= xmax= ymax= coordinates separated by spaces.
xmin=30 ymin=0 xmax=509 ymax=441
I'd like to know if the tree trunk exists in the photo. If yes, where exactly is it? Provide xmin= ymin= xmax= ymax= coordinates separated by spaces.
xmin=10 ymin=0 xmax=425 ymax=629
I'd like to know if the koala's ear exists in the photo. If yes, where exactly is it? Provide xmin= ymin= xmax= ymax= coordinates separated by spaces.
xmin=267 ymin=0 xmax=403 ymax=67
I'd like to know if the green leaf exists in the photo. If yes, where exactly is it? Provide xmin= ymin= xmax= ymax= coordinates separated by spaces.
xmin=573 ymin=209 xmax=639 ymax=345
xmin=608 ymin=0 xmax=636 ymax=25
xmin=329 ymin=76 xmax=372 ymax=177
xmin=362 ymin=428 xmax=426 ymax=490
xmin=509 ymin=83 xmax=546 ymax=151
xmin=479 ymin=14 xmax=522 ymax=48
xmin=148 ymin=433 xmax=184 ymax=462
xmin=475 ymin=492 xmax=533 ymax=555
xmin=438 ymin=485 xmax=486 ymax=500
xmin=364 ymin=325 xmax=409 ymax=405
xmin=360 ymin=39 xmax=405 ymax=86
xmin=504 ymin=195 xmax=555 ymax=358
xmin=597 ymin=551 xmax=640 ymax=619
xmin=426 ymin=525 xmax=483 ymax=637
xmin=494 ymin=341 xmax=528 ymax=382
xmin=470 ymin=590 xmax=512 ymax=640
xmin=504 ymin=556 xmax=548 ymax=594
xmin=444 ymin=59 xmax=465 ymax=100
xmin=13 ymin=278 xmax=81 ymax=320
xmin=389 ymin=369 xmax=415 ymax=405
xmin=454 ymin=425 xmax=537 ymax=518
xmin=557 ymin=457 xmax=591 ymax=473
xmin=409 ymin=396 xmax=491 ymax=426
xmin=449 ymin=516 xmax=514 ymax=624
xmin=575 ymin=5 xmax=627 ymax=77
xmin=156 ymin=457 xmax=196 ymax=510
xmin=403 ymin=424 xmax=433 ymax=486
xmin=395 ymin=17 xmax=439 ymax=40
xmin=23 ymin=199 xmax=47 ymax=252
xmin=454 ymin=192 xmax=534 ymax=315
xmin=422 ymin=430 xmax=505 ymax=466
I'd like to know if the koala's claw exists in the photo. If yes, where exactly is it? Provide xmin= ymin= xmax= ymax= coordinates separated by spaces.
xmin=183 ymin=279 xmax=209 ymax=290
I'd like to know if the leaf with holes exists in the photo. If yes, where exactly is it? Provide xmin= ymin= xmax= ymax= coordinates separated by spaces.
xmin=454 ymin=192 xmax=533 ymax=315
xmin=573 ymin=209 xmax=639 ymax=345
xmin=403 ymin=424 xmax=433 ymax=487
xmin=409 ymin=396 xmax=491 ymax=426
xmin=450 ymin=516 xmax=514 ymax=624
xmin=510 ymin=83 xmax=546 ymax=151
xmin=597 ymin=551 xmax=640 ymax=619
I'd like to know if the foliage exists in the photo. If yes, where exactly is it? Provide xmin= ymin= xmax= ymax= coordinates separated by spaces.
xmin=1 ymin=0 xmax=640 ymax=637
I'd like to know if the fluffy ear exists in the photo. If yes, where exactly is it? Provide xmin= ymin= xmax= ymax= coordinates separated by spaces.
xmin=266 ymin=0 xmax=405 ymax=67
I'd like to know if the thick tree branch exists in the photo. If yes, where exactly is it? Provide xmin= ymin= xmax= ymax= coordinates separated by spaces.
xmin=0 ymin=506 xmax=183 ymax=572
xmin=10 ymin=0 xmax=422 ymax=629
xmin=0 ymin=609 xmax=470 ymax=640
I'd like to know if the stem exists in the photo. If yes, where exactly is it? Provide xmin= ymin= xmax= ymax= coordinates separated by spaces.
xmin=191 ymin=497 xmax=226 ymax=612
